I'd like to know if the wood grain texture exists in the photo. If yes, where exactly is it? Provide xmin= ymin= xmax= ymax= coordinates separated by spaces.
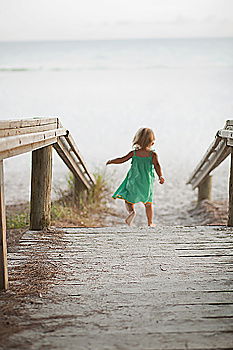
xmin=190 ymin=139 xmax=229 ymax=190
xmin=0 ymin=117 xmax=58 ymax=130
xmin=0 ymin=118 xmax=95 ymax=203
xmin=0 ymin=122 xmax=58 ymax=137
xmin=198 ymin=175 xmax=212 ymax=202
xmin=30 ymin=146 xmax=52 ymax=230
xmin=65 ymin=134 xmax=95 ymax=184
xmin=0 ymin=160 xmax=8 ymax=290
xmin=0 ymin=127 xmax=67 ymax=154
xmin=228 ymin=150 xmax=233 ymax=226
xmin=6 ymin=225 xmax=233 ymax=349
xmin=0 ymin=137 xmax=57 ymax=161
xmin=53 ymin=138 xmax=92 ymax=190
xmin=187 ymin=136 xmax=222 ymax=185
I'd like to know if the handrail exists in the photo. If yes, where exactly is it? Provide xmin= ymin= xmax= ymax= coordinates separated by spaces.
xmin=0 ymin=116 xmax=96 ymax=290
xmin=187 ymin=121 xmax=232 ymax=189
xmin=0 ymin=117 xmax=58 ymax=132
xmin=0 ymin=117 xmax=95 ymax=189
xmin=187 ymin=119 xmax=233 ymax=227
xmin=65 ymin=132 xmax=96 ymax=184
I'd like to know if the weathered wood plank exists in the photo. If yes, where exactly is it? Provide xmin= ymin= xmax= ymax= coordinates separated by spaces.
xmin=0 ymin=127 xmax=67 ymax=154
xmin=0 ymin=160 xmax=8 ymax=290
xmin=74 ymin=176 xmax=88 ymax=206
xmin=226 ymin=120 xmax=233 ymax=127
xmin=187 ymin=120 xmax=233 ymax=190
xmin=0 ymin=122 xmax=57 ymax=137
xmin=187 ymin=136 xmax=222 ymax=185
xmin=0 ymin=136 xmax=57 ymax=160
xmin=190 ymin=139 xmax=229 ymax=189
xmin=65 ymin=133 xmax=95 ymax=184
xmin=227 ymin=138 xmax=233 ymax=146
xmin=30 ymin=146 xmax=52 ymax=230
xmin=228 ymin=149 xmax=233 ymax=226
xmin=198 ymin=175 xmax=212 ymax=202
xmin=53 ymin=138 xmax=92 ymax=190
xmin=7 ymin=226 xmax=233 ymax=348
xmin=0 ymin=117 xmax=58 ymax=130
xmin=218 ymin=129 xmax=233 ymax=139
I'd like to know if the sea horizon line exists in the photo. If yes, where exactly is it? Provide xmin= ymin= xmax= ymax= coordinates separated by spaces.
xmin=0 ymin=36 xmax=233 ymax=44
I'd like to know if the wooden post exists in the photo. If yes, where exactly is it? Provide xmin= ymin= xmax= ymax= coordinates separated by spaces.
xmin=228 ymin=148 xmax=233 ymax=226
xmin=30 ymin=146 xmax=52 ymax=230
xmin=74 ymin=177 xmax=88 ymax=207
xmin=198 ymin=175 xmax=212 ymax=203
xmin=0 ymin=160 xmax=8 ymax=290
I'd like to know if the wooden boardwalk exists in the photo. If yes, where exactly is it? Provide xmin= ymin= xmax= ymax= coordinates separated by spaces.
xmin=3 ymin=225 xmax=233 ymax=350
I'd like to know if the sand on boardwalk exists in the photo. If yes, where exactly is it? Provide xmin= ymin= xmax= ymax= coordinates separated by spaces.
xmin=1 ymin=224 xmax=233 ymax=350
xmin=0 ymin=199 xmax=230 ymax=349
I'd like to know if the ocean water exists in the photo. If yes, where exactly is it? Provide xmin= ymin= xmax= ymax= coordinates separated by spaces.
xmin=0 ymin=38 xmax=233 ymax=224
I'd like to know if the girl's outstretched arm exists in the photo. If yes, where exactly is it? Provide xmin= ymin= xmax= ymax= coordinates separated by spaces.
xmin=106 ymin=151 xmax=133 ymax=165
xmin=152 ymin=152 xmax=165 ymax=184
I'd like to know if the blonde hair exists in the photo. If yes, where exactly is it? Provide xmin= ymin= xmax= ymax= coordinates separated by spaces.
xmin=132 ymin=128 xmax=155 ymax=149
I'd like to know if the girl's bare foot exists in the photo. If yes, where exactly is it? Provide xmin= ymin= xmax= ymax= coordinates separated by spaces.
xmin=125 ymin=211 xmax=136 ymax=226
xmin=148 ymin=223 xmax=156 ymax=227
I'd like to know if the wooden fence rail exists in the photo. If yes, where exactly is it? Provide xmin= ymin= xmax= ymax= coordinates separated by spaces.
xmin=0 ymin=117 xmax=95 ymax=290
xmin=187 ymin=120 xmax=233 ymax=225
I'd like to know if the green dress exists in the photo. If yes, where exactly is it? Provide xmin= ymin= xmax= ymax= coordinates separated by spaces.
xmin=112 ymin=150 xmax=155 ymax=204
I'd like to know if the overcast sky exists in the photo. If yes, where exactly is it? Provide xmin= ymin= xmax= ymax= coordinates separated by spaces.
xmin=0 ymin=0 xmax=233 ymax=41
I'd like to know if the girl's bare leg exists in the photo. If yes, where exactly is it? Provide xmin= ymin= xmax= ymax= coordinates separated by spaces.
xmin=125 ymin=201 xmax=136 ymax=226
xmin=144 ymin=202 xmax=155 ymax=226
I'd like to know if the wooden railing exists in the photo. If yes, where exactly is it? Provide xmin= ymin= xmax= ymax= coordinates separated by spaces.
xmin=187 ymin=120 xmax=233 ymax=226
xmin=0 ymin=117 xmax=95 ymax=290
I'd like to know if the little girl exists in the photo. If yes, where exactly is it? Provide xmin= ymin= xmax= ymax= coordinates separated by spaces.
xmin=106 ymin=127 xmax=164 ymax=226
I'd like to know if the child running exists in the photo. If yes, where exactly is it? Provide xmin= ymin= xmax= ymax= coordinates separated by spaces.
xmin=106 ymin=127 xmax=164 ymax=226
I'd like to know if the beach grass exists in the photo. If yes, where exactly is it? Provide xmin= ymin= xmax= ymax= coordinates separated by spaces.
xmin=6 ymin=168 xmax=113 ymax=230
xmin=51 ymin=169 xmax=111 ymax=227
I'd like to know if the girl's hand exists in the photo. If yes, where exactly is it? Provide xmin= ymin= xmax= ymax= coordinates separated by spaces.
xmin=159 ymin=176 xmax=165 ymax=184
xmin=106 ymin=160 xmax=112 ymax=165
